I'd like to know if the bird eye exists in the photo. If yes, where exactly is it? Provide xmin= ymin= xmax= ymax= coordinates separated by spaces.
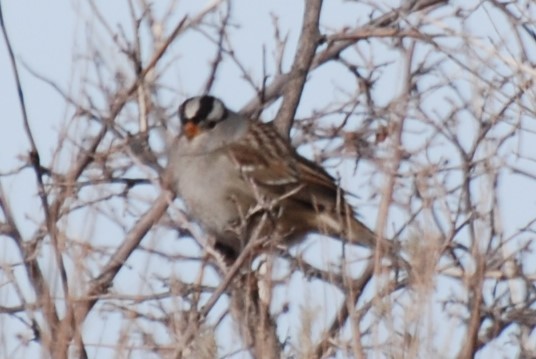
xmin=205 ymin=121 xmax=217 ymax=129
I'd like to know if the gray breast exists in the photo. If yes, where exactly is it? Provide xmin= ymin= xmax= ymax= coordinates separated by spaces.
xmin=168 ymin=117 xmax=251 ymax=237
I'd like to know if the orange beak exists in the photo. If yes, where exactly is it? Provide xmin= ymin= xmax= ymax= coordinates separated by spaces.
xmin=183 ymin=121 xmax=200 ymax=140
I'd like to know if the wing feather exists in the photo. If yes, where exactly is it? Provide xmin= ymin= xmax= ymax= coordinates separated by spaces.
xmin=227 ymin=121 xmax=349 ymax=215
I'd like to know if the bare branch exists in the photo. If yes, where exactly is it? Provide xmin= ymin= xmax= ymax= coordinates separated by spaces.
xmin=273 ymin=0 xmax=323 ymax=137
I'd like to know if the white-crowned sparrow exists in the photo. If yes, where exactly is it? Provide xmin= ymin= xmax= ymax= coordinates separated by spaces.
xmin=168 ymin=95 xmax=391 ymax=260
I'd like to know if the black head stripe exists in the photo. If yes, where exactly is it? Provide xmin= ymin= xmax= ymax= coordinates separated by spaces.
xmin=179 ymin=95 xmax=228 ymax=126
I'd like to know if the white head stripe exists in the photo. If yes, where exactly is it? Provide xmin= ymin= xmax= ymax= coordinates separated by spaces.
xmin=183 ymin=98 xmax=202 ymax=120
xmin=207 ymin=100 xmax=225 ymax=121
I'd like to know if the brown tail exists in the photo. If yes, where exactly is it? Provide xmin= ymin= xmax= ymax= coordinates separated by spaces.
xmin=317 ymin=210 xmax=402 ymax=263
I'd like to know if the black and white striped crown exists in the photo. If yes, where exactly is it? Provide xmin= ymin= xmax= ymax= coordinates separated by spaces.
xmin=178 ymin=95 xmax=228 ymax=126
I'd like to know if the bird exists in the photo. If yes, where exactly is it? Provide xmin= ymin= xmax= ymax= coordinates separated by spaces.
xmin=167 ymin=95 xmax=395 ymax=261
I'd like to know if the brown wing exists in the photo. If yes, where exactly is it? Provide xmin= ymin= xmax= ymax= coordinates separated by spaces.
xmin=228 ymin=141 xmax=300 ymax=187
xmin=227 ymin=121 xmax=348 ymax=214
xmin=225 ymin=122 xmax=400 ymax=255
